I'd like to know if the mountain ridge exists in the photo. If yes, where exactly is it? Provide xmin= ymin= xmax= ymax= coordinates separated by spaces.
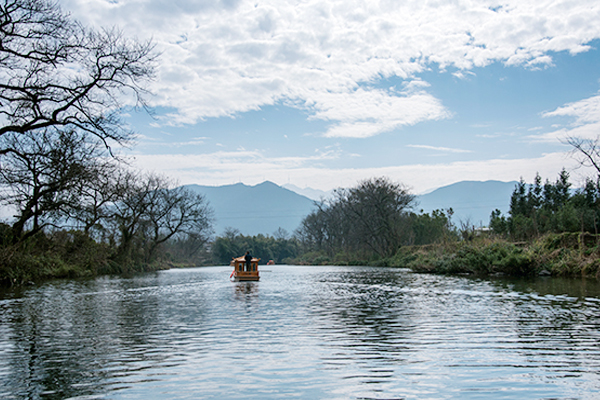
xmin=186 ymin=180 xmax=520 ymax=236
xmin=184 ymin=181 xmax=316 ymax=236
xmin=415 ymin=180 xmax=517 ymax=226
xmin=282 ymin=183 xmax=333 ymax=201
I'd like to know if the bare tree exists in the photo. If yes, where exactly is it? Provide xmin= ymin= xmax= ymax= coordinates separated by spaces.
xmin=0 ymin=128 xmax=107 ymax=242
xmin=0 ymin=0 xmax=156 ymax=156
xmin=143 ymin=184 xmax=214 ymax=261
xmin=110 ymin=170 xmax=157 ymax=260
xmin=65 ymin=158 xmax=122 ymax=237
xmin=0 ymin=0 xmax=157 ymax=245
xmin=342 ymin=177 xmax=415 ymax=257
xmin=297 ymin=177 xmax=415 ymax=258
xmin=110 ymin=173 xmax=213 ymax=263
xmin=566 ymin=136 xmax=600 ymax=175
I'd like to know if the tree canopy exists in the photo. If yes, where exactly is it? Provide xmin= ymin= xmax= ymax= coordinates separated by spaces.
xmin=490 ymin=169 xmax=600 ymax=240
xmin=296 ymin=177 xmax=453 ymax=260
xmin=0 ymin=0 xmax=156 ymax=156
xmin=0 ymin=0 xmax=214 ymax=282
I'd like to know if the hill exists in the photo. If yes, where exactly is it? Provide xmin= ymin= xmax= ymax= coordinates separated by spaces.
xmin=282 ymin=183 xmax=333 ymax=201
xmin=185 ymin=180 xmax=518 ymax=237
xmin=184 ymin=181 xmax=316 ymax=236
xmin=416 ymin=180 xmax=517 ymax=227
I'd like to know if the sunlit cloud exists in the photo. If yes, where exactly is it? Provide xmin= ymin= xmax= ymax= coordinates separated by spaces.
xmin=407 ymin=145 xmax=472 ymax=154
xmin=128 ymin=149 xmax=582 ymax=195
xmin=542 ymin=93 xmax=600 ymax=124
xmin=62 ymin=0 xmax=600 ymax=138
xmin=533 ymin=94 xmax=600 ymax=142
xmin=319 ymin=89 xmax=451 ymax=138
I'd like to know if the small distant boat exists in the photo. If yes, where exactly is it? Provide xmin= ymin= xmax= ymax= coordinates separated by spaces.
xmin=230 ymin=256 xmax=260 ymax=281
xmin=267 ymin=260 xmax=275 ymax=265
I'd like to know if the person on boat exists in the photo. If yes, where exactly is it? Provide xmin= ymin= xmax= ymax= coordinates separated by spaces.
xmin=244 ymin=251 xmax=252 ymax=271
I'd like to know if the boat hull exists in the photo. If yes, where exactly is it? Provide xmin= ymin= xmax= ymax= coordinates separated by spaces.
xmin=230 ymin=255 xmax=261 ymax=281
xmin=232 ymin=272 xmax=260 ymax=282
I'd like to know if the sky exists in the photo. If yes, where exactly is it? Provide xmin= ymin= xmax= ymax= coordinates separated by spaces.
xmin=60 ymin=0 xmax=600 ymax=194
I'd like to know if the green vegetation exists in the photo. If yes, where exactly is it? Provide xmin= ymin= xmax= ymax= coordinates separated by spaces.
xmin=211 ymin=228 xmax=299 ymax=265
xmin=284 ymin=172 xmax=600 ymax=279
xmin=387 ymin=233 xmax=600 ymax=278
xmin=0 ymin=1 xmax=213 ymax=286
xmin=489 ymin=169 xmax=600 ymax=241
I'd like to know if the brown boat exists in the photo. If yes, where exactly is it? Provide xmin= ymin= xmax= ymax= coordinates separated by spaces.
xmin=230 ymin=256 xmax=260 ymax=281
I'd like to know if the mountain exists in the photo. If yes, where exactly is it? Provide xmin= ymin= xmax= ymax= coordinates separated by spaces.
xmin=184 ymin=179 xmax=518 ymax=236
xmin=185 ymin=181 xmax=316 ymax=236
xmin=282 ymin=183 xmax=333 ymax=201
xmin=416 ymin=180 xmax=517 ymax=227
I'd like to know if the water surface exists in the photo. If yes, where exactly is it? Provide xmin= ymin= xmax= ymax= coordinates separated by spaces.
xmin=1 ymin=266 xmax=600 ymax=399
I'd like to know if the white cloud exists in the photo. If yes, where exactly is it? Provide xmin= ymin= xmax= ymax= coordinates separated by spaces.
xmin=543 ymin=94 xmax=600 ymax=124
xmin=534 ymin=94 xmax=600 ymax=142
xmin=452 ymin=70 xmax=476 ymax=80
xmin=128 ymin=148 xmax=582 ymax=195
xmin=61 ymin=0 xmax=600 ymax=138
xmin=318 ymin=88 xmax=451 ymax=138
xmin=530 ymin=123 xmax=600 ymax=143
xmin=407 ymin=145 xmax=472 ymax=154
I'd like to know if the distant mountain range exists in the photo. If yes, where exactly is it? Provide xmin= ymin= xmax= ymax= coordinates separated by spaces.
xmin=185 ymin=180 xmax=519 ymax=237
xmin=416 ymin=180 xmax=517 ymax=226
xmin=282 ymin=183 xmax=333 ymax=201
xmin=184 ymin=181 xmax=316 ymax=236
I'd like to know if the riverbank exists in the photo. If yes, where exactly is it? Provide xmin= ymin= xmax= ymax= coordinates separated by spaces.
xmin=0 ymin=230 xmax=169 ymax=286
xmin=3 ymin=231 xmax=599 ymax=286
xmin=293 ymin=233 xmax=600 ymax=279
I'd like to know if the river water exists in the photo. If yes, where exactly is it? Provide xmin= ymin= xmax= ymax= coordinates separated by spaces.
xmin=1 ymin=265 xmax=600 ymax=399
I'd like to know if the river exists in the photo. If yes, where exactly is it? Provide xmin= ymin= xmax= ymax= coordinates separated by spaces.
xmin=1 ymin=265 xmax=600 ymax=399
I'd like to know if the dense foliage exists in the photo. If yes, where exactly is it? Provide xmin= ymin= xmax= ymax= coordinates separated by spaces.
xmin=295 ymin=177 xmax=456 ymax=262
xmin=0 ymin=1 xmax=214 ymax=285
xmin=389 ymin=232 xmax=600 ymax=279
xmin=490 ymin=170 xmax=600 ymax=240
xmin=211 ymin=228 xmax=299 ymax=265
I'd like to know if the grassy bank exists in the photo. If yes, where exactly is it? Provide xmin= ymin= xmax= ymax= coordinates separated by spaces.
xmin=291 ymin=233 xmax=600 ymax=279
xmin=0 ymin=230 xmax=168 ymax=286
xmin=4 ymin=231 xmax=599 ymax=286
xmin=387 ymin=233 xmax=600 ymax=278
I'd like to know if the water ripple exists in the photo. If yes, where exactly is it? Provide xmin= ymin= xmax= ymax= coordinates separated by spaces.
xmin=1 ymin=266 xmax=600 ymax=399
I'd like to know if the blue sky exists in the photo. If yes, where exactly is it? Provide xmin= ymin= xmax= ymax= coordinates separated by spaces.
xmin=62 ymin=0 xmax=600 ymax=194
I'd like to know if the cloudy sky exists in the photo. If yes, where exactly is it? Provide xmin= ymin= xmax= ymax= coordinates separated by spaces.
xmin=61 ymin=0 xmax=600 ymax=194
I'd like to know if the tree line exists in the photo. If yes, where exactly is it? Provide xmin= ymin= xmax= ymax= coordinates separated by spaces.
xmin=218 ymin=167 xmax=600 ymax=267
xmin=0 ymin=0 xmax=214 ymax=282
xmin=211 ymin=228 xmax=299 ymax=265
xmin=204 ymin=177 xmax=456 ymax=267
xmin=294 ymin=177 xmax=456 ymax=261
xmin=490 ymin=169 xmax=600 ymax=240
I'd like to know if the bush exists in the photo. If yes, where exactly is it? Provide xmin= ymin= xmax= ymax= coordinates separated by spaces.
xmin=1 ymin=230 xmax=115 ymax=285
xmin=396 ymin=239 xmax=538 ymax=277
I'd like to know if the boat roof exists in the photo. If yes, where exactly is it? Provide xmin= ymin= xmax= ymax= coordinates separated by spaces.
xmin=232 ymin=256 xmax=260 ymax=262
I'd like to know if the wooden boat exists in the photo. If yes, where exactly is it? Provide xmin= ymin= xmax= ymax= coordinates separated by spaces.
xmin=230 ymin=256 xmax=260 ymax=281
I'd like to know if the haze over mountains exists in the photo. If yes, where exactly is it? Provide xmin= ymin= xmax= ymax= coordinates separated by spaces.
xmin=187 ymin=180 xmax=519 ymax=236
xmin=281 ymin=184 xmax=333 ymax=201
xmin=185 ymin=181 xmax=315 ymax=237
xmin=416 ymin=181 xmax=517 ymax=227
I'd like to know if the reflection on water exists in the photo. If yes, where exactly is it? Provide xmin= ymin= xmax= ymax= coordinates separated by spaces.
xmin=1 ymin=266 xmax=600 ymax=399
